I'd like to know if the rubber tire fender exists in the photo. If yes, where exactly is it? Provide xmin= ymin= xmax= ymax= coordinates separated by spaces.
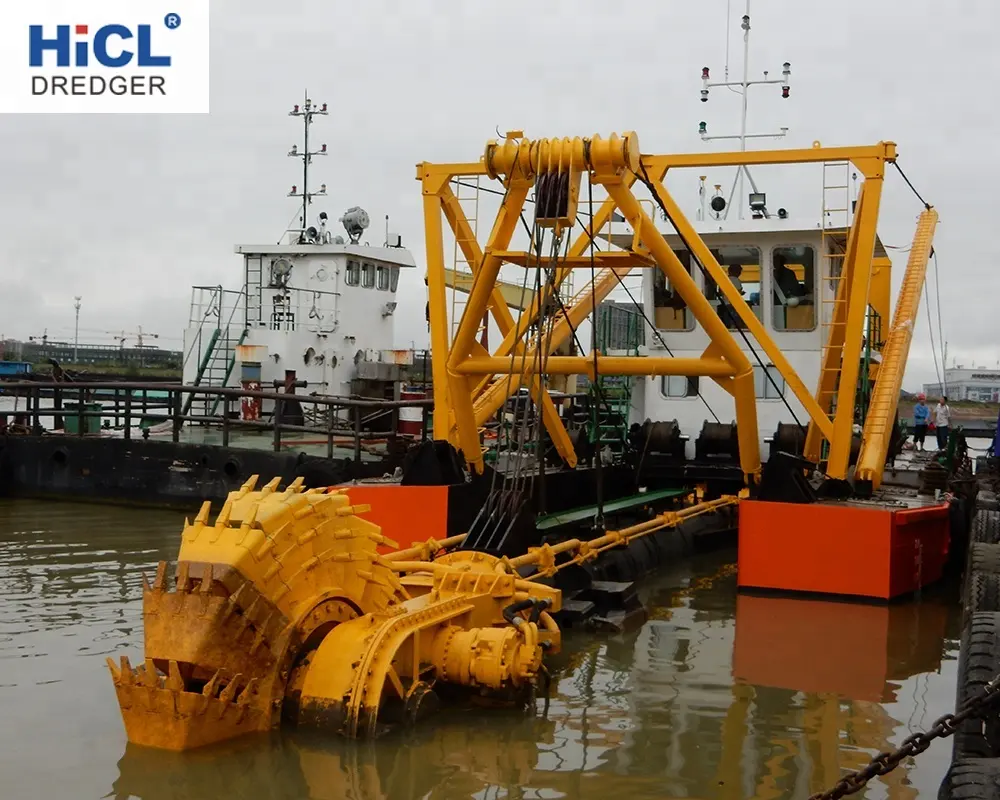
xmin=951 ymin=612 xmax=1000 ymax=761
xmin=938 ymin=758 xmax=1000 ymax=800
xmin=970 ymin=510 xmax=1000 ymax=545
xmin=965 ymin=572 xmax=1000 ymax=629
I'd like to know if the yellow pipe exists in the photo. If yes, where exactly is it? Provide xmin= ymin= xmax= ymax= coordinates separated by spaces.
xmin=382 ymin=534 xmax=467 ymax=562
xmin=855 ymin=208 xmax=938 ymax=486
xmin=456 ymin=355 xmax=734 ymax=378
xmin=504 ymin=496 xmax=737 ymax=571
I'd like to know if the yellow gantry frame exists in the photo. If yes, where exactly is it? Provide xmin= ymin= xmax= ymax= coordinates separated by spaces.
xmin=418 ymin=133 xmax=900 ymax=482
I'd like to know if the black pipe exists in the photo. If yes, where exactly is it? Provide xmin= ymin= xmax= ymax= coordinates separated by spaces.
xmin=502 ymin=598 xmax=536 ymax=626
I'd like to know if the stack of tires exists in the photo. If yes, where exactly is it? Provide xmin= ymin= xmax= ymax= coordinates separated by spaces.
xmin=940 ymin=499 xmax=1000 ymax=799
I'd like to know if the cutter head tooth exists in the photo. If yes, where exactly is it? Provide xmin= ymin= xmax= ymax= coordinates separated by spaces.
xmin=152 ymin=561 xmax=168 ymax=592
xmin=166 ymin=660 xmax=185 ymax=692
xmin=194 ymin=501 xmax=212 ymax=526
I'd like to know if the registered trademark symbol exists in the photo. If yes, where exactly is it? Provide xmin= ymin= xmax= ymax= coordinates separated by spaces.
xmin=164 ymin=13 xmax=181 ymax=29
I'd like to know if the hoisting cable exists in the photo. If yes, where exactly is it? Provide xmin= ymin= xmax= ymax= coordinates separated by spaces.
xmin=564 ymin=213 xmax=723 ymax=424
xmin=924 ymin=276 xmax=944 ymax=398
xmin=891 ymin=161 xmax=933 ymax=211
xmin=512 ymin=212 xmax=638 ymax=455
xmin=587 ymin=173 xmax=605 ymax=526
xmin=452 ymin=175 xmax=619 ymax=456
xmin=634 ymin=163 xmax=805 ymax=429
xmin=468 ymin=166 xmax=543 ymax=551
xmin=932 ymin=250 xmax=948 ymax=396
xmin=487 ymin=174 xmax=721 ymax=425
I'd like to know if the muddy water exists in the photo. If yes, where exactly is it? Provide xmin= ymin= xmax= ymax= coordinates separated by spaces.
xmin=0 ymin=499 xmax=963 ymax=799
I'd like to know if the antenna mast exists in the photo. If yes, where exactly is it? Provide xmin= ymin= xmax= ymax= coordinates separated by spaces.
xmin=287 ymin=92 xmax=329 ymax=242
xmin=698 ymin=0 xmax=791 ymax=219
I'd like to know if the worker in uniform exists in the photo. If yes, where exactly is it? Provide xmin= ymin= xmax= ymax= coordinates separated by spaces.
xmin=912 ymin=393 xmax=929 ymax=451
xmin=933 ymin=395 xmax=952 ymax=450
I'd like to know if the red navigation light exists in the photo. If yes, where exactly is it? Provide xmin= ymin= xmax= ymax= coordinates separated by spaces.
xmin=321 ymin=103 xmax=328 ymax=112
xmin=293 ymin=104 xmax=299 ymax=113
xmin=291 ymin=185 xmax=297 ymax=193
xmin=781 ymin=86 xmax=790 ymax=98
xmin=321 ymin=143 xmax=327 ymax=152
xmin=702 ymin=67 xmax=710 ymax=79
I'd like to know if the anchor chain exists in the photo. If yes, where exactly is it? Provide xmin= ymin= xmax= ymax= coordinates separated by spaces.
xmin=809 ymin=673 xmax=1000 ymax=799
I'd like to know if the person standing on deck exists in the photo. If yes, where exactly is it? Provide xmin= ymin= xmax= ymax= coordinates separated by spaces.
xmin=912 ymin=393 xmax=930 ymax=451
xmin=934 ymin=396 xmax=952 ymax=450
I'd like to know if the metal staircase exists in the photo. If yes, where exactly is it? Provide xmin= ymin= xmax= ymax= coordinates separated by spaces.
xmin=181 ymin=285 xmax=249 ymax=420
xmin=586 ymin=304 xmax=641 ymax=457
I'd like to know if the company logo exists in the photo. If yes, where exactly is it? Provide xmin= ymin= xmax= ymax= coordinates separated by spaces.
xmin=0 ymin=2 xmax=209 ymax=114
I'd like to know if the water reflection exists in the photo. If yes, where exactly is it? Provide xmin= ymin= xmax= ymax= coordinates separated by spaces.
xmin=0 ymin=502 xmax=961 ymax=799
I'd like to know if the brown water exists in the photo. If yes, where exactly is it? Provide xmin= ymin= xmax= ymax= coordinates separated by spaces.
xmin=0 ymin=499 xmax=964 ymax=800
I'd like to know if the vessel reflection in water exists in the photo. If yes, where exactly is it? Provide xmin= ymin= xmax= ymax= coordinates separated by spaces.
xmin=0 ymin=501 xmax=961 ymax=799
xmin=110 ymin=558 xmax=962 ymax=800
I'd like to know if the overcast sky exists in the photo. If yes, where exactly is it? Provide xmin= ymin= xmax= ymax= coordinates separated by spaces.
xmin=1 ymin=0 xmax=995 ymax=392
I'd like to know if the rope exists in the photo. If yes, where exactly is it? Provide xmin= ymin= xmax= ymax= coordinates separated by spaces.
xmin=924 ymin=256 xmax=944 ymax=397
xmin=932 ymin=250 xmax=948 ymax=396
xmin=891 ymin=161 xmax=933 ymax=210
xmin=513 ymin=211 xmax=631 ymax=447
xmin=588 ymin=174 xmax=605 ymax=525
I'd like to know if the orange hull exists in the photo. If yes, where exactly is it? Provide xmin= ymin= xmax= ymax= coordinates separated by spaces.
xmin=338 ymin=484 xmax=450 ymax=551
xmin=737 ymin=499 xmax=950 ymax=600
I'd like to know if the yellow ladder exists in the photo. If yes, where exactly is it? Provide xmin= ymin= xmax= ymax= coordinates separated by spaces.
xmin=816 ymin=161 xmax=855 ymax=423
xmin=855 ymin=208 xmax=938 ymax=486
xmin=449 ymin=175 xmax=482 ymax=346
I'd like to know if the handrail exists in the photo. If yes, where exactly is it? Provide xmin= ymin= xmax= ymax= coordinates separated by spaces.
xmin=0 ymin=380 xmax=433 ymax=460
xmin=0 ymin=381 xmax=435 ymax=408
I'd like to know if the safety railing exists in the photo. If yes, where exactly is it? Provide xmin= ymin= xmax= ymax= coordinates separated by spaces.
xmin=184 ymin=285 xmax=247 ymax=377
xmin=0 ymin=381 xmax=433 ymax=463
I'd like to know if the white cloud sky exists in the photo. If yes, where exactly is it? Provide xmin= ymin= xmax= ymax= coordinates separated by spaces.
xmin=1 ymin=0 xmax=995 ymax=393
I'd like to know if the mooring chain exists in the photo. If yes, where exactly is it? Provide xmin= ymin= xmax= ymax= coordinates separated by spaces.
xmin=809 ymin=673 xmax=1000 ymax=799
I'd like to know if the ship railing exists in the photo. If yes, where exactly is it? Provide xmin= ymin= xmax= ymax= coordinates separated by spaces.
xmin=184 ymin=285 xmax=247 ymax=374
xmin=0 ymin=381 xmax=433 ymax=464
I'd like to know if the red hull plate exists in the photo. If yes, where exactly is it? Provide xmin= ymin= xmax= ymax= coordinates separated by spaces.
xmin=738 ymin=499 xmax=950 ymax=600
xmin=337 ymin=484 xmax=449 ymax=551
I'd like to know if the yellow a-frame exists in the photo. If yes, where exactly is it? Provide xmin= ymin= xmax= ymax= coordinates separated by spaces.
xmin=418 ymin=131 xmax=935 ymax=489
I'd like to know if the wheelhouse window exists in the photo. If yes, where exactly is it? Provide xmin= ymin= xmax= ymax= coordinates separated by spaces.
xmin=754 ymin=364 xmax=785 ymax=399
xmin=703 ymin=246 xmax=763 ymax=330
xmin=376 ymin=265 xmax=390 ymax=291
xmin=362 ymin=262 xmax=376 ymax=289
xmin=390 ymin=266 xmax=400 ymax=292
xmin=345 ymin=259 xmax=361 ymax=286
xmin=772 ymin=245 xmax=816 ymax=331
xmin=660 ymin=375 xmax=700 ymax=398
xmin=653 ymin=249 xmax=694 ymax=331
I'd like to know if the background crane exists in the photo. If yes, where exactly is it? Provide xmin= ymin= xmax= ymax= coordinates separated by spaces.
xmin=105 ymin=326 xmax=160 ymax=350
